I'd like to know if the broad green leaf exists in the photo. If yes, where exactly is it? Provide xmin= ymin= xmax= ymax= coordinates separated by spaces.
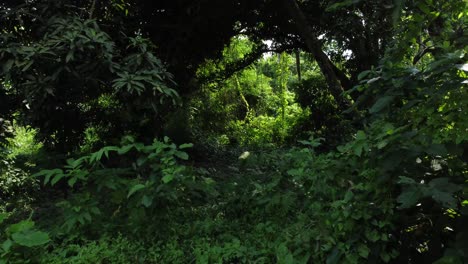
xmin=365 ymin=229 xmax=380 ymax=242
xmin=397 ymin=187 xmax=423 ymax=208
xmin=356 ymin=131 xmax=366 ymax=140
xmin=431 ymin=190 xmax=458 ymax=208
xmin=12 ymin=231 xmax=50 ymax=247
xmin=353 ymin=142 xmax=365 ymax=157
xmin=141 ymin=195 xmax=153 ymax=207
xmin=8 ymin=220 xmax=34 ymax=234
xmin=162 ymin=174 xmax=174 ymax=183
xmin=344 ymin=191 xmax=354 ymax=202
xmin=90 ymin=207 xmax=101 ymax=215
xmin=127 ymin=184 xmax=145 ymax=198
xmin=357 ymin=244 xmax=370 ymax=258
xmin=428 ymin=178 xmax=462 ymax=193
xmin=426 ymin=144 xmax=448 ymax=156
xmin=175 ymin=151 xmax=189 ymax=160
xmin=2 ymin=239 xmax=13 ymax=252
xmin=369 ymin=96 xmax=394 ymax=114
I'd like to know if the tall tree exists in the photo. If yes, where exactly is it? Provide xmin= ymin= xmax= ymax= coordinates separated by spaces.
xmin=282 ymin=0 xmax=352 ymax=110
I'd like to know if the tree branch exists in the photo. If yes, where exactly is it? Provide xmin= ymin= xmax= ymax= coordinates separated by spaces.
xmin=89 ymin=0 xmax=96 ymax=19
xmin=281 ymin=0 xmax=352 ymax=110
xmin=199 ymin=45 xmax=295 ymax=85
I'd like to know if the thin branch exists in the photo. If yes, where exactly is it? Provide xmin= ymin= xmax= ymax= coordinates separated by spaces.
xmin=89 ymin=0 xmax=96 ymax=19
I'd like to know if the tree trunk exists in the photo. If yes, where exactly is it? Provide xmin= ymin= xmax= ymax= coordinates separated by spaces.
xmin=282 ymin=0 xmax=352 ymax=110
xmin=295 ymin=49 xmax=301 ymax=81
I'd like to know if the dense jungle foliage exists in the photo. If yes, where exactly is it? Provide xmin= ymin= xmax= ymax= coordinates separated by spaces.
xmin=0 ymin=0 xmax=467 ymax=263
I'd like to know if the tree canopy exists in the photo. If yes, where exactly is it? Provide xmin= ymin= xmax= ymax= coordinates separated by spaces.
xmin=0 ymin=0 xmax=467 ymax=263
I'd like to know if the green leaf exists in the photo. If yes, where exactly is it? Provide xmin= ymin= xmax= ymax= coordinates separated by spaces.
xmin=365 ymin=229 xmax=380 ymax=242
xmin=369 ymin=96 xmax=394 ymax=114
xmin=141 ymin=195 xmax=153 ymax=207
xmin=428 ymin=178 xmax=462 ymax=193
xmin=136 ymin=157 xmax=147 ymax=166
xmin=426 ymin=144 xmax=448 ymax=156
xmin=33 ymin=169 xmax=63 ymax=185
xmin=12 ymin=231 xmax=50 ymax=247
xmin=179 ymin=143 xmax=193 ymax=149
xmin=431 ymin=190 xmax=458 ymax=208
xmin=380 ymin=251 xmax=391 ymax=263
xmin=356 ymin=130 xmax=366 ymax=140
xmin=22 ymin=60 xmax=34 ymax=72
xmin=357 ymin=70 xmax=371 ymax=81
xmin=344 ymin=191 xmax=354 ymax=202
xmin=417 ymin=2 xmax=431 ymax=14
xmin=0 ymin=213 xmax=8 ymax=224
xmin=174 ymin=151 xmax=189 ymax=160
xmin=8 ymin=220 xmax=34 ymax=234
xmin=162 ymin=174 xmax=174 ymax=184
xmin=90 ymin=207 xmax=101 ymax=215
xmin=51 ymin=173 xmax=66 ymax=186
xmin=83 ymin=212 xmax=92 ymax=222
xmin=90 ymin=148 xmax=105 ymax=163
xmin=68 ymin=177 xmax=78 ymax=187
xmin=357 ymin=244 xmax=370 ymax=258
xmin=2 ymin=59 xmax=14 ymax=73
xmin=65 ymin=51 xmax=74 ymax=63
xmin=118 ymin=144 xmax=134 ymax=155
xmin=377 ymin=140 xmax=388 ymax=149
xmin=397 ymin=187 xmax=423 ymax=208
xmin=2 ymin=239 xmax=13 ymax=253
xmin=353 ymin=142 xmax=365 ymax=157
xmin=127 ymin=184 xmax=145 ymax=198
xmin=397 ymin=176 xmax=416 ymax=185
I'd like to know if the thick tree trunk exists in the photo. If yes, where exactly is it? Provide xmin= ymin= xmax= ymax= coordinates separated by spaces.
xmin=282 ymin=0 xmax=352 ymax=110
